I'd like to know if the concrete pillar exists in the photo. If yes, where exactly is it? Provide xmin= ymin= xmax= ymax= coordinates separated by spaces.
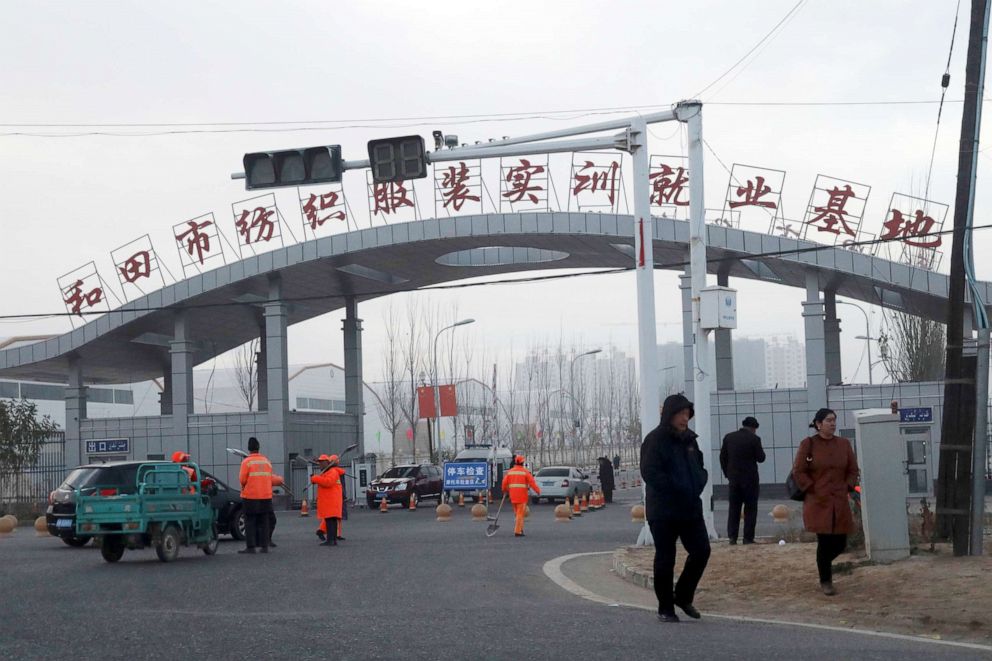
xmin=64 ymin=355 xmax=86 ymax=469
xmin=264 ymin=274 xmax=289 ymax=473
xmin=802 ymin=270 xmax=828 ymax=411
xmin=342 ymin=296 xmax=365 ymax=455
xmin=823 ymin=291 xmax=843 ymax=386
xmin=159 ymin=367 xmax=173 ymax=415
xmin=170 ymin=310 xmax=195 ymax=452
xmin=715 ymin=272 xmax=735 ymax=391
xmin=256 ymin=316 xmax=268 ymax=412
xmin=679 ymin=270 xmax=695 ymax=400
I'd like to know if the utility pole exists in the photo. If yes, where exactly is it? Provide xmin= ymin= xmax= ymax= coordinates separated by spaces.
xmin=936 ymin=0 xmax=990 ymax=556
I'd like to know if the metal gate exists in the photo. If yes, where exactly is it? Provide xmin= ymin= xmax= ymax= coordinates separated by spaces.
xmin=0 ymin=431 xmax=66 ymax=510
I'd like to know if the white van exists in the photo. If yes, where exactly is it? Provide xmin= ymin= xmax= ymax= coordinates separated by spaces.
xmin=446 ymin=445 xmax=515 ymax=501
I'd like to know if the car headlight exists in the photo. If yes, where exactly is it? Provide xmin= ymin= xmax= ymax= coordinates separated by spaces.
xmin=392 ymin=481 xmax=409 ymax=490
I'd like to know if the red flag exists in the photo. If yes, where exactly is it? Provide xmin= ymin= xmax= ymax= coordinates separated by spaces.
xmin=438 ymin=384 xmax=458 ymax=417
xmin=417 ymin=386 xmax=436 ymax=419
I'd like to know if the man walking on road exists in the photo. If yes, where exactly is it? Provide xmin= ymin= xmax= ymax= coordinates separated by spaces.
xmin=640 ymin=394 xmax=711 ymax=623
xmin=720 ymin=416 xmax=766 ymax=545
xmin=501 ymin=455 xmax=540 ymax=537
xmin=238 ymin=437 xmax=275 ymax=554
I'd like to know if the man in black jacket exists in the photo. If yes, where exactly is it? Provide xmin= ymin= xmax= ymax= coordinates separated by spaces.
xmin=640 ymin=393 xmax=711 ymax=623
xmin=719 ymin=416 xmax=766 ymax=545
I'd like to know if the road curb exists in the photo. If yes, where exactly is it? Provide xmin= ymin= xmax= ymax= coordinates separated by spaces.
xmin=611 ymin=546 xmax=653 ymax=590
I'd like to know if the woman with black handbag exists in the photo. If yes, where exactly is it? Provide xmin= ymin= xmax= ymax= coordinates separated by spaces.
xmin=792 ymin=408 xmax=860 ymax=596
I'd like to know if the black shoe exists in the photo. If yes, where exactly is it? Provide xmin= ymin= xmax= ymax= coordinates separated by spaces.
xmin=316 ymin=530 xmax=326 ymax=542
xmin=259 ymin=547 xmax=269 ymax=554
xmin=238 ymin=548 xmax=256 ymax=555
xmin=320 ymin=540 xmax=336 ymax=546
xmin=675 ymin=601 xmax=701 ymax=619
xmin=728 ymin=539 xmax=738 ymax=545
xmin=742 ymin=540 xmax=754 ymax=545
xmin=268 ymin=541 xmax=278 ymax=548
xmin=336 ymin=537 xmax=345 ymax=541
xmin=658 ymin=612 xmax=680 ymax=623
xmin=515 ymin=533 xmax=525 ymax=537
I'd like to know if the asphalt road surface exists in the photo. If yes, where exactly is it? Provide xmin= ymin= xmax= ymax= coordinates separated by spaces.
xmin=1 ymin=491 xmax=986 ymax=660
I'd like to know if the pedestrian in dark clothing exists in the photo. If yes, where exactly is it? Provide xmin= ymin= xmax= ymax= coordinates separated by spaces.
xmin=792 ymin=408 xmax=860 ymax=596
xmin=597 ymin=457 xmax=615 ymax=503
xmin=719 ymin=416 xmax=766 ymax=544
xmin=613 ymin=454 xmax=621 ymax=471
xmin=640 ymin=393 xmax=711 ymax=623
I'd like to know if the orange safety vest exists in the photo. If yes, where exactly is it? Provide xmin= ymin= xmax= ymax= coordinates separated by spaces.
xmin=311 ymin=466 xmax=343 ymax=519
xmin=239 ymin=452 xmax=274 ymax=500
xmin=501 ymin=466 xmax=540 ymax=505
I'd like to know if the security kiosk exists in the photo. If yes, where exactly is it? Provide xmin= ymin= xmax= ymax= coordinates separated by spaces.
xmin=854 ymin=410 xmax=910 ymax=562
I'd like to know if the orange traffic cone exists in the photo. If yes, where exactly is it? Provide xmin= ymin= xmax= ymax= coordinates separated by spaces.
xmin=409 ymin=493 xmax=417 ymax=511
xmin=300 ymin=496 xmax=310 ymax=517
xmin=379 ymin=496 xmax=389 ymax=513
xmin=572 ymin=496 xmax=582 ymax=517
xmin=458 ymin=492 xmax=465 ymax=508
xmin=581 ymin=495 xmax=589 ymax=513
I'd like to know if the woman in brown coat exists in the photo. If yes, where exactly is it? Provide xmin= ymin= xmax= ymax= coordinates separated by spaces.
xmin=792 ymin=408 xmax=860 ymax=596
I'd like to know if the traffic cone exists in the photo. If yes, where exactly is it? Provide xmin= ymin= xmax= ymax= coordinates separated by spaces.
xmin=379 ymin=496 xmax=389 ymax=513
xmin=581 ymin=495 xmax=589 ymax=513
xmin=458 ymin=492 xmax=465 ymax=508
xmin=300 ymin=496 xmax=310 ymax=517
xmin=572 ymin=496 xmax=582 ymax=517
xmin=409 ymin=493 xmax=417 ymax=511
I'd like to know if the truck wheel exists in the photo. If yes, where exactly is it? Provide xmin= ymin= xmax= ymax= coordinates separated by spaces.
xmin=62 ymin=535 xmax=92 ymax=548
xmin=230 ymin=508 xmax=246 ymax=541
xmin=156 ymin=524 xmax=181 ymax=562
xmin=100 ymin=536 xmax=125 ymax=563
xmin=202 ymin=525 xmax=219 ymax=556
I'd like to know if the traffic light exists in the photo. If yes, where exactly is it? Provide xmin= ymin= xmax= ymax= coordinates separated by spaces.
xmin=242 ymin=145 xmax=342 ymax=190
xmin=367 ymin=135 xmax=427 ymax=183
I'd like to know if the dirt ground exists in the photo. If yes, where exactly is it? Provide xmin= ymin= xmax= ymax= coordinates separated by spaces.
xmin=618 ymin=540 xmax=992 ymax=645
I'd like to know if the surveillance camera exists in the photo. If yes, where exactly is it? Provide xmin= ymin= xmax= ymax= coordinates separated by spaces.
xmin=444 ymin=134 xmax=459 ymax=149
xmin=432 ymin=130 xmax=443 ymax=150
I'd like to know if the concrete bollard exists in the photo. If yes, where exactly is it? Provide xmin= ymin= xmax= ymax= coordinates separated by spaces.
xmin=470 ymin=503 xmax=487 ymax=521
xmin=771 ymin=504 xmax=791 ymax=523
xmin=0 ymin=517 xmax=14 ymax=535
xmin=436 ymin=502 xmax=453 ymax=522
xmin=554 ymin=503 xmax=571 ymax=522
xmin=34 ymin=516 xmax=48 ymax=537
xmin=631 ymin=504 xmax=645 ymax=522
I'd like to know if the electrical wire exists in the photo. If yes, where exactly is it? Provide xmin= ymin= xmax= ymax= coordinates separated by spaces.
xmin=4 ymin=221 xmax=989 ymax=322
xmin=924 ymin=0 xmax=962 ymax=204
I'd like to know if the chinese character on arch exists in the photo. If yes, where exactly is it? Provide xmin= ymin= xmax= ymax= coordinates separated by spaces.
xmin=173 ymin=213 xmax=224 ymax=276
xmin=500 ymin=157 xmax=549 ymax=211
xmin=434 ymin=160 xmax=482 ymax=215
xmin=721 ymin=164 xmax=785 ymax=233
xmin=570 ymin=153 xmax=622 ymax=211
xmin=801 ymin=175 xmax=870 ymax=244
xmin=367 ymin=173 xmax=417 ymax=223
xmin=57 ymin=263 xmax=110 ymax=323
xmin=300 ymin=187 xmax=346 ymax=233
xmin=111 ymin=234 xmax=167 ymax=301
xmin=649 ymin=156 xmax=689 ymax=214
xmin=876 ymin=193 xmax=948 ymax=269
xmin=232 ymin=194 xmax=283 ymax=256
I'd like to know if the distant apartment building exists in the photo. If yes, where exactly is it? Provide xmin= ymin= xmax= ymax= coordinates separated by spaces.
xmin=764 ymin=335 xmax=806 ymax=389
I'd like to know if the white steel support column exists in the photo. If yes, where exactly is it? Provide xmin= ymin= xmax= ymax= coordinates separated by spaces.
xmin=64 ymin=355 xmax=86 ymax=469
xmin=715 ymin=272 xmax=735 ymax=391
xmin=679 ymin=270 xmax=695 ymax=400
xmin=680 ymin=100 xmax=717 ymax=539
xmin=342 ymin=296 xmax=365 ymax=456
xmin=170 ymin=310 xmax=195 ymax=452
xmin=632 ymin=116 xmax=660 ymax=547
xmin=264 ymin=274 xmax=289 ymax=475
xmin=803 ymin=271 xmax=828 ymax=411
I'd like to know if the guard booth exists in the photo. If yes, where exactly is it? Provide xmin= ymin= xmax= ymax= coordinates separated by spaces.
xmin=351 ymin=459 xmax=376 ymax=507
xmin=898 ymin=407 xmax=935 ymax=498
xmin=855 ymin=409 xmax=911 ymax=562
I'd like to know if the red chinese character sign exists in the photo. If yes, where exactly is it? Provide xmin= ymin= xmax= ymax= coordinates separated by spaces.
xmin=367 ymin=172 xmax=418 ymax=224
xmin=649 ymin=156 xmax=690 ymax=219
xmin=722 ymin=164 xmax=785 ymax=234
xmin=173 ymin=213 xmax=226 ymax=277
xmin=110 ymin=235 xmax=169 ymax=301
xmin=232 ymin=194 xmax=288 ymax=257
xmin=500 ymin=156 xmax=550 ymax=213
xmin=434 ymin=160 xmax=482 ymax=217
xmin=57 ymin=262 xmax=115 ymax=326
xmin=878 ymin=193 xmax=947 ymax=271
xmin=801 ymin=175 xmax=871 ymax=246
xmin=570 ymin=153 xmax=624 ymax=212
xmin=299 ymin=184 xmax=349 ymax=239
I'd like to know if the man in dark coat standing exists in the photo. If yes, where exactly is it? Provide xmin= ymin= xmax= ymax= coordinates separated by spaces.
xmin=640 ymin=393 xmax=711 ymax=623
xmin=719 ymin=416 xmax=766 ymax=545
xmin=597 ymin=457 xmax=615 ymax=503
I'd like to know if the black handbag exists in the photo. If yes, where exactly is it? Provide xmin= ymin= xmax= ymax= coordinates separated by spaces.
xmin=785 ymin=438 xmax=814 ymax=501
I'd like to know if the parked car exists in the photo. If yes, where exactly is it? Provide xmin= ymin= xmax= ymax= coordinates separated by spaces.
xmin=366 ymin=464 xmax=443 ymax=508
xmin=46 ymin=461 xmax=246 ymax=546
xmin=532 ymin=466 xmax=592 ymax=504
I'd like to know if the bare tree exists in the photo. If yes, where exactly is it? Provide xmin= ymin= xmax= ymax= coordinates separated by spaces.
xmin=233 ymin=338 xmax=259 ymax=411
xmin=397 ymin=298 xmax=427 ymax=463
xmin=378 ymin=303 xmax=405 ymax=465
xmin=879 ymin=311 xmax=946 ymax=382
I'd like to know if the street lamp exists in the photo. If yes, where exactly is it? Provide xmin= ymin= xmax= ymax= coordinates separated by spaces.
xmin=432 ymin=318 xmax=475 ymax=463
xmin=569 ymin=349 xmax=601 ymax=465
xmin=838 ymin=301 xmax=875 ymax=385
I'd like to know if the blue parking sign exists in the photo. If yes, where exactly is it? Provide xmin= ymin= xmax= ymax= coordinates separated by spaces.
xmin=443 ymin=462 xmax=489 ymax=491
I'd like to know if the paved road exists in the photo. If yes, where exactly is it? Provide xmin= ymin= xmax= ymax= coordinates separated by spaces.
xmin=1 ymin=492 xmax=986 ymax=660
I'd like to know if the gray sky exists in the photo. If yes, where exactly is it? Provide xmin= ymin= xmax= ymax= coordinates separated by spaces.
xmin=1 ymin=0 xmax=986 ymax=385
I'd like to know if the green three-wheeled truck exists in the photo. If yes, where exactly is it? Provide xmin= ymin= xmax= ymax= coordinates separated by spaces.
xmin=75 ymin=462 xmax=218 ymax=563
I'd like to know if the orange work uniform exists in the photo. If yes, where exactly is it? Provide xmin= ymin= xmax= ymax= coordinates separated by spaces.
xmin=317 ymin=466 xmax=346 ymax=537
xmin=240 ymin=452 xmax=274 ymax=499
xmin=501 ymin=465 xmax=540 ymax=535
xmin=311 ymin=467 xmax=344 ymax=519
